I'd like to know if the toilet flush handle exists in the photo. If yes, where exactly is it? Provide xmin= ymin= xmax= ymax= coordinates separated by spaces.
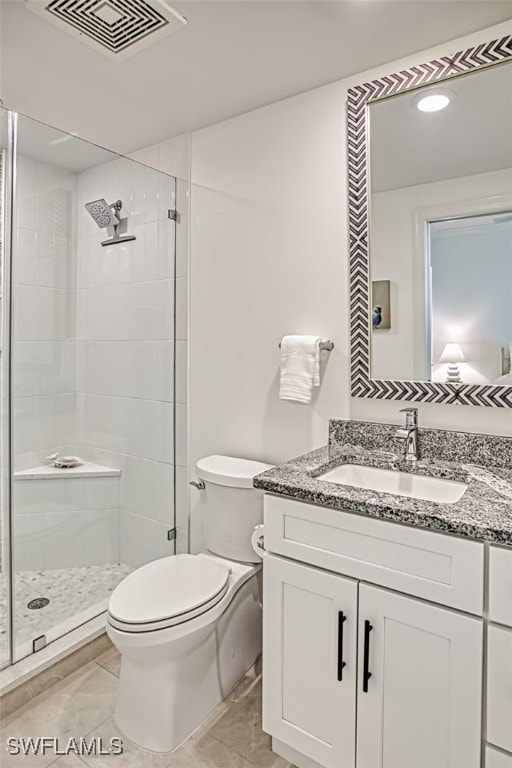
xmin=189 ymin=480 xmax=205 ymax=490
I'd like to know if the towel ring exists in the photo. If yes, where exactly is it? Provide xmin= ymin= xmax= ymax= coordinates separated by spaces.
xmin=278 ymin=340 xmax=334 ymax=351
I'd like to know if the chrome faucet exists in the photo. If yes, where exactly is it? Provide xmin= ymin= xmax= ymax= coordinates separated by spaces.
xmin=395 ymin=407 xmax=418 ymax=462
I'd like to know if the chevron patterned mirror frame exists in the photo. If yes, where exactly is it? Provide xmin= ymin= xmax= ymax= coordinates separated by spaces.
xmin=347 ymin=33 xmax=512 ymax=407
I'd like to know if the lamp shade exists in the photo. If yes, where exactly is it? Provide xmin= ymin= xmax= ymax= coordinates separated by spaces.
xmin=438 ymin=342 xmax=465 ymax=364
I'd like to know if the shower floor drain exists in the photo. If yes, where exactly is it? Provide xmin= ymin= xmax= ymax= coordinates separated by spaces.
xmin=27 ymin=598 xmax=50 ymax=610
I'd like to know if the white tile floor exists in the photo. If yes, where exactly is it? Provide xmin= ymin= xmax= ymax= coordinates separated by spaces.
xmin=0 ymin=650 xmax=295 ymax=768
xmin=0 ymin=564 xmax=132 ymax=667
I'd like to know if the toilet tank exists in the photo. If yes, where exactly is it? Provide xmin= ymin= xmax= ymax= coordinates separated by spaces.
xmin=196 ymin=455 xmax=273 ymax=563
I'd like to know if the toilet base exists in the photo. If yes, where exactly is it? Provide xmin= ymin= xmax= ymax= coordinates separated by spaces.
xmin=109 ymin=568 xmax=262 ymax=753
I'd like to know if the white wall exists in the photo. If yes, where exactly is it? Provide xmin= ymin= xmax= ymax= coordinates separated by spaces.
xmin=189 ymin=73 xmax=349 ymax=553
xmin=190 ymin=89 xmax=349 ymax=457
xmin=189 ymin=21 xmax=512 ymax=553
xmin=129 ymin=134 xmax=190 ymax=185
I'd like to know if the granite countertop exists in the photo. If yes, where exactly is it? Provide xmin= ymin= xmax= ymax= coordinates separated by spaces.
xmin=253 ymin=425 xmax=512 ymax=547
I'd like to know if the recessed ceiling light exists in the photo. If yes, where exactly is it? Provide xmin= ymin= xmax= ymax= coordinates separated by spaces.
xmin=417 ymin=94 xmax=449 ymax=112
xmin=413 ymin=88 xmax=455 ymax=113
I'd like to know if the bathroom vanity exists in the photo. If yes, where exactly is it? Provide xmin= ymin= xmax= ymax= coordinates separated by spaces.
xmin=255 ymin=420 xmax=512 ymax=768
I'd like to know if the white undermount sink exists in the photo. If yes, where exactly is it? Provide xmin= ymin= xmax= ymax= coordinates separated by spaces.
xmin=318 ymin=464 xmax=467 ymax=504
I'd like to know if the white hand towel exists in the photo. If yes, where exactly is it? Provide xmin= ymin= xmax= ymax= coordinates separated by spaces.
xmin=279 ymin=335 xmax=321 ymax=404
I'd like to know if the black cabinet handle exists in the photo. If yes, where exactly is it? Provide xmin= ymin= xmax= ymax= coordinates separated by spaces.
xmin=337 ymin=611 xmax=347 ymax=681
xmin=362 ymin=619 xmax=373 ymax=693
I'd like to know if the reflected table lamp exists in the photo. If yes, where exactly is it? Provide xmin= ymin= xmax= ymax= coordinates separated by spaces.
xmin=438 ymin=342 xmax=465 ymax=383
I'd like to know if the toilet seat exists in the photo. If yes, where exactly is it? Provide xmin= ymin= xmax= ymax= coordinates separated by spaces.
xmin=107 ymin=554 xmax=230 ymax=633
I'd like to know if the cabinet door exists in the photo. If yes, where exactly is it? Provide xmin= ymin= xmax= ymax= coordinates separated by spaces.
xmin=263 ymin=553 xmax=358 ymax=768
xmin=486 ymin=746 xmax=512 ymax=768
xmin=489 ymin=547 xmax=512 ymax=627
xmin=487 ymin=624 xmax=512 ymax=753
xmin=356 ymin=584 xmax=483 ymax=768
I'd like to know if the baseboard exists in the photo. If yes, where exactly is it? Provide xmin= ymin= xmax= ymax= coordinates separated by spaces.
xmin=0 ymin=614 xmax=111 ymax=720
xmin=272 ymin=738 xmax=326 ymax=768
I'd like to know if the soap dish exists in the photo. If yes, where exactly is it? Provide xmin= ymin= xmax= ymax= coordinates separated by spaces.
xmin=53 ymin=456 xmax=82 ymax=469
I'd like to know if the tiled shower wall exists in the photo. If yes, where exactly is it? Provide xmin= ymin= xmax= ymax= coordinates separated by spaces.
xmin=13 ymin=154 xmax=76 ymax=471
xmin=11 ymin=151 xmax=185 ymax=570
xmin=11 ymin=154 xmax=84 ymax=570
xmin=75 ymin=158 xmax=179 ymax=567
xmin=13 ymin=475 xmax=120 ymax=571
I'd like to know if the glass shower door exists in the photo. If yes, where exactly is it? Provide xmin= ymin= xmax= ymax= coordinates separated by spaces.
xmin=6 ymin=111 xmax=178 ymax=662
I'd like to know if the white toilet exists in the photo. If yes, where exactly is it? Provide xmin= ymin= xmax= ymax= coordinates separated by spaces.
xmin=106 ymin=455 xmax=273 ymax=753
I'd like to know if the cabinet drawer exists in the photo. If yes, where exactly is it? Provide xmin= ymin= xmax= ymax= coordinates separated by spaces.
xmin=264 ymin=495 xmax=484 ymax=614
xmin=489 ymin=546 xmax=512 ymax=627
xmin=486 ymin=746 xmax=512 ymax=768
xmin=487 ymin=624 xmax=512 ymax=754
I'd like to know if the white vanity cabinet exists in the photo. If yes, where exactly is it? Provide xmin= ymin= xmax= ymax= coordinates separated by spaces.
xmin=262 ymin=495 xmax=485 ymax=768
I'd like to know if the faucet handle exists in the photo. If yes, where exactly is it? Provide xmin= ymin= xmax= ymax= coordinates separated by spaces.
xmin=399 ymin=407 xmax=418 ymax=428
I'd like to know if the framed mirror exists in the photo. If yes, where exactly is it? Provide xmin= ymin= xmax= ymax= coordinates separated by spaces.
xmin=347 ymin=34 xmax=512 ymax=407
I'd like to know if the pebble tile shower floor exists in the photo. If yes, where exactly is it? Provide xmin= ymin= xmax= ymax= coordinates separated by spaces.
xmin=0 ymin=651 xmax=295 ymax=767
xmin=0 ymin=564 xmax=132 ymax=666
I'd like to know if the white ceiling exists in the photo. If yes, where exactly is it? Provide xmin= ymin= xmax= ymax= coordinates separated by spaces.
xmin=1 ymin=0 xmax=512 ymax=156
xmin=15 ymin=115 xmax=120 ymax=172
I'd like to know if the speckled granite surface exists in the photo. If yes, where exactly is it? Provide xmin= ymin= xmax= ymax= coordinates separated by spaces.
xmin=329 ymin=419 xmax=512 ymax=469
xmin=254 ymin=420 xmax=512 ymax=547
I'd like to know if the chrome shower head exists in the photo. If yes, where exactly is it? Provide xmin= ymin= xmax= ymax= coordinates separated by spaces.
xmin=84 ymin=198 xmax=136 ymax=247
xmin=85 ymin=199 xmax=122 ymax=229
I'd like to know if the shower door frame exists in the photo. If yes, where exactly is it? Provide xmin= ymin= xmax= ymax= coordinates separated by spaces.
xmin=0 ymin=111 xmax=17 ymax=669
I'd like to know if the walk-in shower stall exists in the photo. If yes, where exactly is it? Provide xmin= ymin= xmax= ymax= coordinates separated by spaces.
xmin=0 ymin=107 xmax=182 ymax=667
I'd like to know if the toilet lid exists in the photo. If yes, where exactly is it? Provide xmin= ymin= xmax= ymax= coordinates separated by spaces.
xmin=196 ymin=455 xmax=274 ymax=488
xmin=108 ymin=554 xmax=230 ymax=625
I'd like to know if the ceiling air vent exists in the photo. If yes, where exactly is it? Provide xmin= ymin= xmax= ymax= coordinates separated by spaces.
xmin=25 ymin=0 xmax=187 ymax=60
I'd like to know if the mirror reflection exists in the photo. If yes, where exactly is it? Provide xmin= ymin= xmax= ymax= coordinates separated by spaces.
xmin=369 ymin=61 xmax=512 ymax=385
